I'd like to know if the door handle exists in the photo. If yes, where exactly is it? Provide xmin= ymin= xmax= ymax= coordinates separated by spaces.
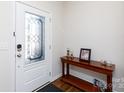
xmin=17 ymin=53 xmax=21 ymax=58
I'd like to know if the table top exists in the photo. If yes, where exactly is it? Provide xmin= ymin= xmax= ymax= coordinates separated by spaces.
xmin=61 ymin=56 xmax=115 ymax=72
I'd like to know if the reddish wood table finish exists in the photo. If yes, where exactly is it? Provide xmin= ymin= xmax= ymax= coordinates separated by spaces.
xmin=61 ymin=56 xmax=115 ymax=92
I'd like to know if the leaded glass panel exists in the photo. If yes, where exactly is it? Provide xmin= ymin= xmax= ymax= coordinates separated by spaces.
xmin=25 ymin=12 xmax=45 ymax=64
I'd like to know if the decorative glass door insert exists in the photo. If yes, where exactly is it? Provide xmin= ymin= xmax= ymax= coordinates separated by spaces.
xmin=25 ymin=12 xmax=45 ymax=64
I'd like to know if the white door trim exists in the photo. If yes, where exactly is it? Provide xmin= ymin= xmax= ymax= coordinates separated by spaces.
xmin=9 ymin=1 xmax=16 ymax=91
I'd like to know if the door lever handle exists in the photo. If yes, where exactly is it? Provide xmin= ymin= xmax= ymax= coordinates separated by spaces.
xmin=17 ymin=53 xmax=21 ymax=58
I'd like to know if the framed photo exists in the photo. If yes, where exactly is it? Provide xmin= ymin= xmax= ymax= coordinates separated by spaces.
xmin=79 ymin=48 xmax=91 ymax=62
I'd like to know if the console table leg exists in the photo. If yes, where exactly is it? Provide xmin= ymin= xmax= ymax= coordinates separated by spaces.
xmin=107 ymin=75 xmax=112 ymax=92
xmin=66 ymin=64 xmax=69 ymax=75
xmin=62 ymin=62 xmax=65 ymax=76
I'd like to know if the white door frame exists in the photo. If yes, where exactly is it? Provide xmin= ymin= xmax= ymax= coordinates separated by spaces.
xmin=9 ymin=1 xmax=52 ymax=91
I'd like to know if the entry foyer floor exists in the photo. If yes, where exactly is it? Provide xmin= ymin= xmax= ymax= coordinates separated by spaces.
xmin=51 ymin=77 xmax=82 ymax=92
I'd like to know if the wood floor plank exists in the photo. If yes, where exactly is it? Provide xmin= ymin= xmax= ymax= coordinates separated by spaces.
xmin=52 ymin=77 xmax=82 ymax=92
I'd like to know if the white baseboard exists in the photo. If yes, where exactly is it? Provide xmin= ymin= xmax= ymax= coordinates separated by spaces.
xmin=51 ymin=73 xmax=62 ymax=82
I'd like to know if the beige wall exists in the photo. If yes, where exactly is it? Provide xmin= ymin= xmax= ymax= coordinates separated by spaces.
xmin=63 ymin=2 xmax=124 ymax=92
xmin=0 ymin=1 xmax=14 ymax=91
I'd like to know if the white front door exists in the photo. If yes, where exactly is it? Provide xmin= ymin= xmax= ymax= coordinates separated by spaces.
xmin=16 ymin=2 xmax=51 ymax=92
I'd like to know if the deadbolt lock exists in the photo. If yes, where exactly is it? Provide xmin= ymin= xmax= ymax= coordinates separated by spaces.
xmin=17 ymin=44 xmax=22 ymax=52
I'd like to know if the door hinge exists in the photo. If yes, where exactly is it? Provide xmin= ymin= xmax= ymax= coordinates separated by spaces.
xmin=49 ymin=72 xmax=51 ymax=76
xmin=49 ymin=18 xmax=51 ymax=22
xmin=13 ymin=32 xmax=16 ymax=37
xmin=49 ymin=45 xmax=51 ymax=50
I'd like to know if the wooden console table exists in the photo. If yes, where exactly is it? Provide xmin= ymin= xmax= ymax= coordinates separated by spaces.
xmin=61 ymin=56 xmax=115 ymax=92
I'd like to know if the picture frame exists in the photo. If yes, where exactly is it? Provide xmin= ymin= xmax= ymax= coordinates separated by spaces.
xmin=79 ymin=48 xmax=91 ymax=62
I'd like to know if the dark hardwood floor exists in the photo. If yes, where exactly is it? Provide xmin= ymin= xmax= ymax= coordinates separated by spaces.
xmin=52 ymin=77 xmax=82 ymax=92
